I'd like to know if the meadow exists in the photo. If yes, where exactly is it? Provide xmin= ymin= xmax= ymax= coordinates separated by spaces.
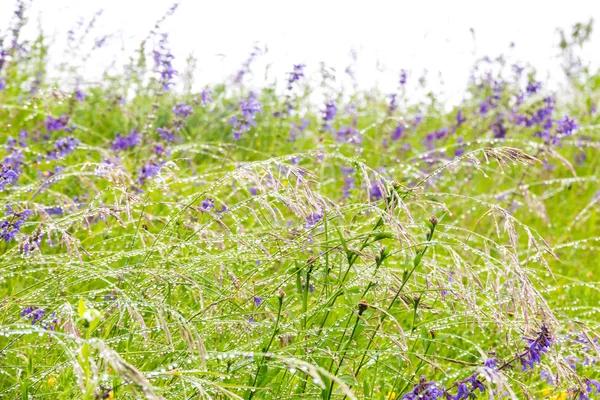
xmin=0 ymin=3 xmax=599 ymax=399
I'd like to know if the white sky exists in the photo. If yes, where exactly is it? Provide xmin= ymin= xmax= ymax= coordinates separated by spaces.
xmin=3 ymin=0 xmax=600 ymax=105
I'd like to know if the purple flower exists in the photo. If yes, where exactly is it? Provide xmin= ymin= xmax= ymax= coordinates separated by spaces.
xmin=75 ymin=89 xmax=85 ymax=102
xmin=234 ymin=44 xmax=261 ymax=84
xmin=479 ymin=100 xmax=490 ymax=115
xmin=399 ymin=69 xmax=407 ymax=85
xmin=45 ymin=207 xmax=63 ymax=216
xmin=201 ymin=89 xmax=213 ymax=106
xmin=1 ymin=205 xmax=33 ymax=243
xmin=111 ymin=130 xmax=142 ymax=151
xmin=157 ymin=127 xmax=179 ymax=142
xmin=456 ymin=110 xmax=466 ymax=126
xmin=556 ymin=116 xmax=578 ymax=136
xmin=20 ymin=307 xmax=57 ymax=330
xmin=454 ymin=137 xmax=466 ymax=157
xmin=369 ymin=179 xmax=386 ymax=202
xmin=138 ymin=163 xmax=162 ymax=185
xmin=526 ymin=80 xmax=542 ymax=95
xmin=491 ymin=118 xmax=507 ymax=139
xmin=322 ymin=101 xmax=337 ymax=132
xmin=0 ymin=164 xmax=18 ymax=191
xmin=229 ymin=93 xmax=262 ymax=140
xmin=153 ymin=33 xmax=178 ymax=92
xmin=521 ymin=325 xmax=553 ymax=371
xmin=586 ymin=379 xmax=600 ymax=396
xmin=172 ymin=103 xmax=193 ymax=118
xmin=335 ymin=125 xmax=362 ymax=145
xmin=46 ymin=114 xmax=69 ymax=132
xmin=0 ymin=77 xmax=6 ymax=91
xmin=402 ymin=376 xmax=443 ymax=400
xmin=48 ymin=137 xmax=79 ymax=159
xmin=391 ymin=123 xmax=405 ymax=141
xmin=287 ymin=63 xmax=305 ymax=90
xmin=201 ymin=197 xmax=215 ymax=211
xmin=388 ymin=93 xmax=398 ymax=113
xmin=253 ymin=296 xmax=263 ymax=307
xmin=305 ymin=211 xmax=323 ymax=230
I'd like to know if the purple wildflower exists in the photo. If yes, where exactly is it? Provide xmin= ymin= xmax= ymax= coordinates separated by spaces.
xmin=391 ymin=123 xmax=405 ymax=141
xmin=157 ymin=127 xmax=179 ymax=142
xmin=153 ymin=33 xmax=177 ymax=92
xmin=48 ymin=137 xmax=79 ymax=159
xmin=526 ymin=80 xmax=542 ymax=95
xmin=322 ymin=101 xmax=337 ymax=132
xmin=0 ymin=164 xmax=18 ymax=191
xmin=112 ymin=130 xmax=142 ymax=151
xmin=479 ymin=99 xmax=490 ymax=115
xmin=75 ymin=89 xmax=85 ymax=102
xmin=172 ymin=103 xmax=193 ymax=118
xmin=0 ymin=77 xmax=6 ymax=91
xmin=230 ymin=93 xmax=262 ymax=140
xmin=389 ymin=93 xmax=398 ymax=113
xmin=1 ymin=205 xmax=33 ymax=243
xmin=521 ymin=325 xmax=553 ymax=371
xmin=234 ymin=44 xmax=261 ymax=84
xmin=305 ymin=211 xmax=323 ymax=230
xmin=253 ymin=296 xmax=263 ymax=307
xmin=491 ymin=117 xmax=507 ymax=139
xmin=335 ymin=125 xmax=362 ymax=145
xmin=456 ymin=110 xmax=466 ymax=126
xmin=369 ymin=179 xmax=386 ymax=202
xmin=138 ymin=163 xmax=162 ymax=185
xmin=201 ymin=89 xmax=213 ymax=106
xmin=201 ymin=197 xmax=215 ymax=211
xmin=287 ymin=63 xmax=305 ymax=90
xmin=556 ymin=116 xmax=578 ymax=136
xmin=399 ymin=69 xmax=407 ymax=86
xmin=46 ymin=114 xmax=69 ymax=132
xmin=402 ymin=376 xmax=443 ymax=400
xmin=585 ymin=379 xmax=600 ymax=397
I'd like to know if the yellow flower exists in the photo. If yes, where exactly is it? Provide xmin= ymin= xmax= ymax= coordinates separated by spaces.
xmin=47 ymin=377 xmax=57 ymax=387
xmin=386 ymin=392 xmax=396 ymax=400
xmin=106 ymin=391 xmax=114 ymax=400
xmin=548 ymin=392 xmax=567 ymax=400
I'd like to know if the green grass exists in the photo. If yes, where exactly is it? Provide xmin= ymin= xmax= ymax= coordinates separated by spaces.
xmin=0 ymin=5 xmax=599 ymax=400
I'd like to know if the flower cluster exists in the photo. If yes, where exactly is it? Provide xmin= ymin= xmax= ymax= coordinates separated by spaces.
xmin=46 ymin=114 xmax=69 ymax=132
xmin=112 ymin=130 xmax=142 ymax=151
xmin=520 ymin=325 xmax=553 ymax=370
xmin=1 ymin=205 xmax=33 ymax=243
xmin=0 ymin=163 xmax=18 ymax=191
xmin=286 ymin=64 xmax=305 ymax=90
xmin=200 ymin=89 xmax=213 ymax=106
xmin=229 ymin=92 xmax=262 ymax=140
xmin=153 ymin=33 xmax=177 ymax=92
xmin=157 ymin=127 xmax=179 ymax=142
xmin=138 ymin=162 xmax=162 ymax=185
xmin=20 ymin=307 xmax=58 ymax=330
xmin=48 ymin=136 xmax=79 ymax=159
xmin=322 ymin=101 xmax=337 ymax=132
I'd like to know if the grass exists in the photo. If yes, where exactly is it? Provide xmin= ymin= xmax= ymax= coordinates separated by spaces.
xmin=0 ymin=3 xmax=599 ymax=400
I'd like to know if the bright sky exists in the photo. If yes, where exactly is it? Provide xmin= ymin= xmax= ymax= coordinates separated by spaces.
xmin=3 ymin=0 xmax=600 ymax=105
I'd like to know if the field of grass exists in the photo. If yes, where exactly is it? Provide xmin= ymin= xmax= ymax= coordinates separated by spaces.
xmin=0 ymin=3 xmax=599 ymax=400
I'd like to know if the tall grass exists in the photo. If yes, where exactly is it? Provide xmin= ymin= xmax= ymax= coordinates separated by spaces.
xmin=0 ymin=2 xmax=599 ymax=399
